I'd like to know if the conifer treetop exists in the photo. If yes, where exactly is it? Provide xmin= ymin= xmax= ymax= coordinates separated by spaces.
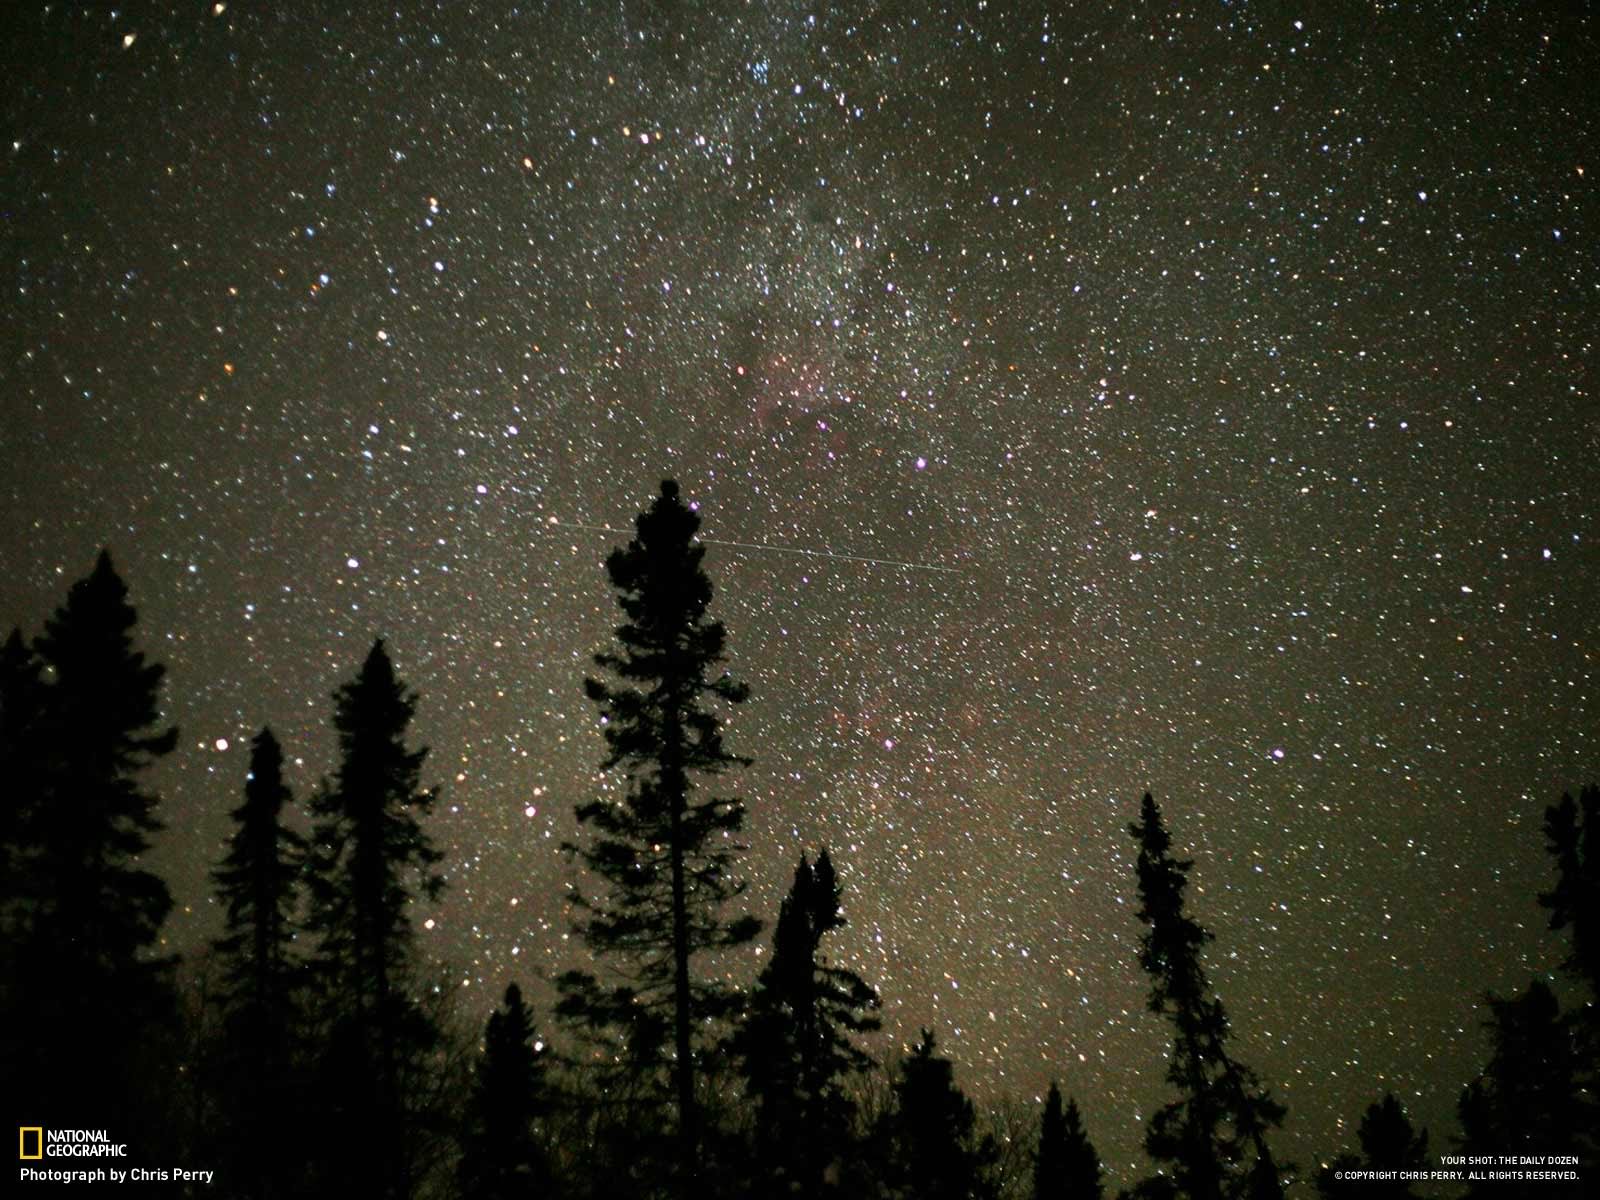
xmin=37 ymin=548 xmax=178 ymax=780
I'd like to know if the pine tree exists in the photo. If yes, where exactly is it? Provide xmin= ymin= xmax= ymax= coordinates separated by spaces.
xmin=1457 ymin=980 xmax=1586 ymax=1198
xmin=1354 ymin=1094 xmax=1427 ymax=1174
xmin=1129 ymin=793 xmax=1287 ymax=1200
xmin=1450 ymin=782 xmax=1600 ymax=1198
xmin=214 ymin=727 xmax=305 ymax=1026
xmin=1539 ymin=785 xmax=1598 ymax=998
xmin=1535 ymin=784 xmax=1600 ymax=1164
xmin=1315 ymin=1093 xmax=1428 ymax=1200
xmin=460 ymin=982 xmax=553 ymax=1200
xmin=305 ymin=638 xmax=445 ymax=1199
xmin=6 ymin=551 xmax=178 ymax=1127
xmin=0 ymin=627 xmax=45 ymax=921
xmin=734 ymin=849 xmax=882 ymax=1197
xmin=558 ymin=479 xmax=760 ymax=1184
xmin=879 ymin=1030 xmax=998 ymax=1200
xmin=0 ymin=626 xmax=46 ymax=1127
xmin=1035 ymin=1082 xmax=1103 ymax=1200
xmin=209 ymin=727 xmax=306 ymax=1195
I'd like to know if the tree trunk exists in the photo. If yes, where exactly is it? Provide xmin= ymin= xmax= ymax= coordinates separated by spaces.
xmin=666 ymin=747 xmax=696 ymax=1192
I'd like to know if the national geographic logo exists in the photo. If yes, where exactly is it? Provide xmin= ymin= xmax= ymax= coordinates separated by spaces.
xmin=16 ymin=1127 xmax=216 ymax=1186
xmin=16 ymin=1127 xmax=128 ymax=1158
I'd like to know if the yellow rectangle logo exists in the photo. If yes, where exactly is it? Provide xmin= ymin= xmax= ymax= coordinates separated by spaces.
xmin=19 ymin=1127 xmax=43 ymax=1159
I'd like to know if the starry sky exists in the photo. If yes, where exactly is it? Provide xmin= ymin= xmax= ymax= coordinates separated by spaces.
xmin=2 ymin=0 xmax=1595 ymax=1185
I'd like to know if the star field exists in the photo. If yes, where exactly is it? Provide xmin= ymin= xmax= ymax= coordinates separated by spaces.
xmin=2 ymin=0 xmax=1595 ymax=1185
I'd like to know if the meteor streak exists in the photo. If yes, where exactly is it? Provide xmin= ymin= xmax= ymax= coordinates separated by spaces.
xmin=542 ymin=519 xmax=960 ymax=574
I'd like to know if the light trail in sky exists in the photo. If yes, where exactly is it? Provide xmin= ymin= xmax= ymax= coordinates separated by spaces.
xmin=542 ymin=519 xmax=962 ymax=574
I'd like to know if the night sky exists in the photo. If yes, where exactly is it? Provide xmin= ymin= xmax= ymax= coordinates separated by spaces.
xmin=2 ymin=0 xmax=1595 ymax=1185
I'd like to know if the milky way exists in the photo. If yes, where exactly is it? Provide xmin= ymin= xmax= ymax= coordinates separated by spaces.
xmin=2 ymin=1 xmax=1595 ymax=1183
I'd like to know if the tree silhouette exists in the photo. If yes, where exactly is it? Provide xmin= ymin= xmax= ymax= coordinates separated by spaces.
xmin=878 ymin=1029 xmax=999 ymax=1200
xmin=733 ymin=849 xmax=882 ymax=1197
xmin=0 ymin=628 xmax=45 ymax=927
xmin=209 ymin=727 xmax=306 ymax=1196
xmin=214 ymin=727 xmax=305 ymax=1026
xmin=304 ymin=638 xmax=445 ymax=1199
xmin=1539 ymin=784 xmax=1598 ymax=998
xmin=1315 ymin=1093 xmax=1428 ymax=1199
xmin=0 ymin=626 xmax=46 ymax=1137
xmin=460 ymin=982 xmax=554 ymax=1200
xmin=1035 ymin=1082 xmax=1103 ymax=1200
xmin=3 ymin=551 xmax=178 ymax=1128
xmin=1353 ymin=1094 xmax=1428 ymax=1171
xmin=558 ymin=479 xmax=760 ymax=1186
xmin=1457 ymin=980 xmax=1587 ymax=1198
xmin=1128 ymin=793 xmax=1287 ymax=1200
xmin=1535 ymin=783 xmax=1600 ymax=1166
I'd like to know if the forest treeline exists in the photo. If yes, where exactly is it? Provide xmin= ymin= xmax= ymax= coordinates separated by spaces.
xmin=1 ymin=480 xmax=1594 ymax=1200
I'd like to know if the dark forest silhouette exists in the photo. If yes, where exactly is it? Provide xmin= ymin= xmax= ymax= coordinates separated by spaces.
xmin=2 ymin=487 xmax=1595 ymax=1199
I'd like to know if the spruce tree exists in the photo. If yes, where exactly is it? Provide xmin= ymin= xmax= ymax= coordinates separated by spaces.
xmin=559 ymin=479 xmax=760 ymax=1183
xmin=460 ymin=982 xmax=553 ymax=1200
xmin=733 ymin=849 xmax=882 ymax=1197
xmin=1315 ymin=1093 xmax=1428 ymax=1200
xmin=1356 ymin=1093 xmax=1427 ymax=1170
xmin=879 ymin=1029 xmax=998 ymax=1200
xmin=0 ymin=626 xmax=45 ymax=1129
xmin=1457 ymin=980 xmax=1586 ymax=1198
xmin=1539 ymin=785 xmax=1598 ymax=998
xmin=1535 ymin=783 xmax=1600 ymax=1163
xmin=1450 ymin=782 xmax=1600 ymax=1197
xmin=210 ymin=727 xmax=306 ymax=1194
xmin=214 ymin=727 xmax=305 ymax=1026
xmin=1129 ymin=793 xmax=1287 ymax=1200
xmin=6 ymin=551 xmax=178 ymax=1127
xmin=1035 ymin=1082 xmax=1103 ymax=1200
xmin=0 ymin=628 xmax=45 ymax=922
xmin=305 ymin=638 xmax=445 ymax=1199
xmin=1354 ymin=1094 xmax=1427 ymax=1191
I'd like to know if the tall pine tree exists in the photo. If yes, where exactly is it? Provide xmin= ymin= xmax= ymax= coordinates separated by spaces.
xmin=209 ymin=726 xmax=306 ymax=1196
xmin=1034 ymin=1082 xmax=1103 ymax=1200
xmin=305 ymin=639 xmax=445 ymax=1200
xmin=0 ymin=626 xmax=46 ymax=1134
xmin=214 ymin=727 xmax=305 ymax=1029
xmin=460 ymin=982 xmax=554 ymax=1200
xmin=1129 ymin=793 xmax=1287 ymax=1200
xmin=559 ymin=479 xmax=760 ymax=1185
xmin=5 ymin=551 xmax=178 ymax=1130
xmin=733 ymin=849 xmax=882 ymax=1197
